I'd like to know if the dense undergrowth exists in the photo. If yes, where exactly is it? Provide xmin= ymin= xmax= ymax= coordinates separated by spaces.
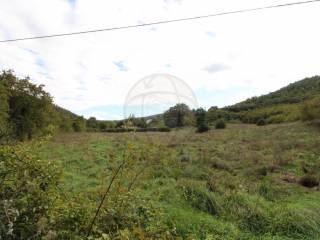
xmin=2 ymin=122 xmax=317 ymax=239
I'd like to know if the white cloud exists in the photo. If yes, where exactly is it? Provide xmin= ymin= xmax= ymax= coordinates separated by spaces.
xmin=1 ymin=0 xmax=320 ymax=119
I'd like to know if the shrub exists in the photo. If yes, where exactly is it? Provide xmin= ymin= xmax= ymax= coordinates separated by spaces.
xmin=0 ymin=142 xmax=62 ymax=239
xmin=301 ymin=99 xmax=320 ymax=121
xmin=256 ymin=118 xmax=267 ymax=126
xmin=299 ymin=175 xmax=319 ymax=188
xmin=215 ymin=120 xmax=226 ymax=129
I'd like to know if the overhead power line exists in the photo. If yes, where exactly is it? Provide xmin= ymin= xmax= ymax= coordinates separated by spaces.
xmin=1 ymin=0 xmax=320 ymax=43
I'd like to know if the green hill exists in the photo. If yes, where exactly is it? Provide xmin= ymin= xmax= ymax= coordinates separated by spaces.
xmin=219 ymin=76 xmax=320 ymax=124
xmin=226 ymin=76 xmax=320 ymax=112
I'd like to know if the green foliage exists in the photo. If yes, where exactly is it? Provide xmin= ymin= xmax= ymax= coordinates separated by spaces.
xmin=301 ymin=96 xmax=320 ymax=121
xmin=215 ymin=119 xmax=226 ymax=129
xmin=207 ymin=107 xmax=239 ymax=123
xmin=226 ymin=76 xmax=320 ymax=112
xmin=195 ymin=108 xmax=209 ymax=133
xmin=72 ymin=116 xmax=86 ymax=132
xmin=0 ymin=80 xmax=9 ymax=139
xmin=180 ymin=180 xmax=218 ymax=215
xmin=0 ymin=70 xmax=54 ymax=140
xmin=163 ymin=103 xmax=191 ymax=128
xmin=133 ymin=117 xmax=147 ymax=128
xmin=0 ymin=141 xmax=61 ymax=239
xmin=239 ymin=104 xmax=300 ymax=124
xmin=0 ymin=70 xmax=89 ymax=140
xmin=219 ymin=76 xmax=320 ymax=125
xmin=86 ymin=117 xmax=98 ymax=132
xmin=31 ymin=122 xmax=320 ymax=239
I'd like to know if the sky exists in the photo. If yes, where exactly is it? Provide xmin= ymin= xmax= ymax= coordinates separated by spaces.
xmin=1 ymin=0 xmax=320 ymax=120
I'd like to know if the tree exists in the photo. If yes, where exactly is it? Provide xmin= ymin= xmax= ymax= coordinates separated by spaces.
xmin=86 ymin=117 xmax=98 ymax=131
xmin=99 ymin=122 xmax=107 ymax=131
xmin=116 ymin=120 xmax=124 ymax=128
xmin=135 ymin=118 xmax=147 ymax=128
xmin=0 ymin=79 xmax=9 ymax=140
xmin=72 ymin=116 xmax=86 ymax=132
xmin=0 ymin=70 xmax=53 ymax=140
xmin=163 ymin=103 xmax=191 ymax=128
xmin=195 ymin=108 xmax=209 ymax=133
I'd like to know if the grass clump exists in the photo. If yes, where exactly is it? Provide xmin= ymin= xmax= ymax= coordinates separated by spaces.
xmin=179 ymin=180 xmax=218 ymax=216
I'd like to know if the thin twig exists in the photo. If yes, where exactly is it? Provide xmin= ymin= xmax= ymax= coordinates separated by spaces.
xmin=86 ymin=160 xmax=126 ymax=237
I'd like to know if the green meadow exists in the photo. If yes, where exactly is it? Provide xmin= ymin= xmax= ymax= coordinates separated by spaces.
xmin=34 ymin=122 xmax=320 ymax=239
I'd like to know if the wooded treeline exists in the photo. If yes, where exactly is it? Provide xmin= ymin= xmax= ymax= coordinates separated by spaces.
xmin=0 ymin=70 xmax=87 ymax=141
xmin=1 ymin=70 xmax=319 ymax=142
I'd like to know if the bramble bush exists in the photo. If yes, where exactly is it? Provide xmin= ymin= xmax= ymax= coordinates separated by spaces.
xmin=0 ymin=140 xmax=61 ymax=239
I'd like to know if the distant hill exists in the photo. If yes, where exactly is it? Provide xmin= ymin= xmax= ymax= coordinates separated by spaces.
xmin=221 ymin=76 xmax=320 ymax=124
xmin=226 ymin=76 xmax=320 ymax=112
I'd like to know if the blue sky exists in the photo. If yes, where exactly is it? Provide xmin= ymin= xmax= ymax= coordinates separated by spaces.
xmin=1 ymin=0 xmax=320 ymax=120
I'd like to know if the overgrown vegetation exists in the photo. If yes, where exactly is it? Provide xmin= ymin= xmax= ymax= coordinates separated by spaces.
xmin=2 ymin=71 xmax=320 ymax=239
xmin=4 ymin=122 xmax=314 ymax=239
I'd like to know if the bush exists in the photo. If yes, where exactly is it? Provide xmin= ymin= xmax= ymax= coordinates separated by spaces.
xmin=256 ymin=118 xmax=267 ymax=126
xmin=0 ymin=142 xmax=62 ymax=239
xmin=301 ymin=98 xmax=320 ymax=121
xmin=215 ymin=119 xmax=226 ymax=129
xmin=299 ymin=175 xmax=319 ymax=188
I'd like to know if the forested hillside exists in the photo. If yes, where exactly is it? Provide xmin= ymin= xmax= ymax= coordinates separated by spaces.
xmin=227 ymin=76 xmax=320 ymax=112
xmin=206 ymin=76 xmax=320 ymax=125
xmin=0 ymin=70 xmax=86 ymax=141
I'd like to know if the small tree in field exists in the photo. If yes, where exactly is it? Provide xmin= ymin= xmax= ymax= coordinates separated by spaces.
xmin=195 ymin=108 xmax=209 ymax=133
xmin=215 ymin=119 xmax=226 ymax=129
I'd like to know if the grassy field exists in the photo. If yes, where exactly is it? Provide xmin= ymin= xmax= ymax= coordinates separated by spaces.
xmin=38 ymin=122 xmax=320 ymax=239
